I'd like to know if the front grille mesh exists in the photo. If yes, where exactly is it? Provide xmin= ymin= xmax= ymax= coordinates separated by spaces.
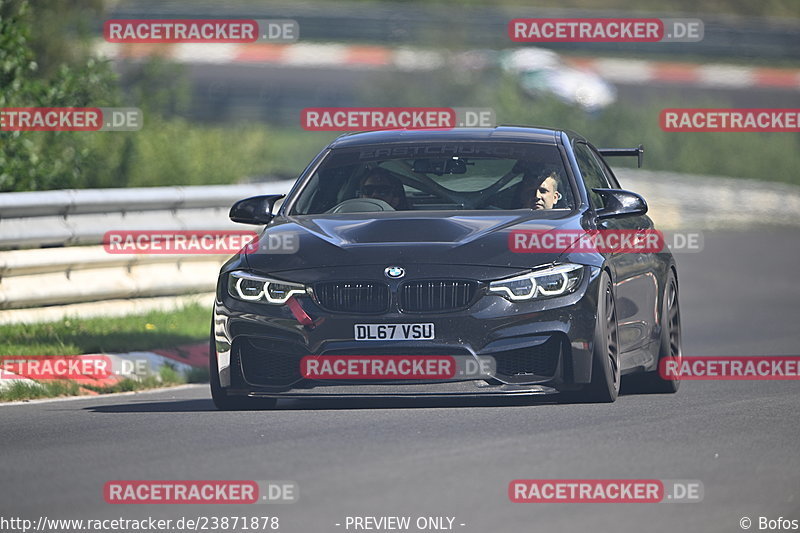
xmin=312 ymin=279 xmax=479 ymax=314
xmin=237 ymin=337 xmax=305 ymax=387
xmin=400 ymin=280 xmax=478 ymax=313
xmin=492 ymin=338 xmax=561 ymax=377
xmin=314 ymin=281 xmax=390 ymax=313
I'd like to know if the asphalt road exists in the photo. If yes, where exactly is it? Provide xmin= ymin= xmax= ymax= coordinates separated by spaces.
xmin=2 ymin=230 xmax=799 ymax=533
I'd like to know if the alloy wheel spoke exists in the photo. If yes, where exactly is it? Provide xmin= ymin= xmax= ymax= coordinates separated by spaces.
xmin=605 ymin=283 xmax=620 ymax=386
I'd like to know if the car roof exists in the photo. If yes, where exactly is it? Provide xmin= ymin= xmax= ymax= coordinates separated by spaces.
xmin=328 ymin=126 xmax=566 ymax=148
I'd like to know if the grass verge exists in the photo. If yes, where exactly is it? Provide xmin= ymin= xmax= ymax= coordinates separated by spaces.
xmin=0 ymin=303 xmax=210 ymax=356
xmin=0 ymin=304 xmax=211 ymax=402
xmin=10 ymin=79 xmax=800 ymax=191
xmin=0 ymin=365 xmax=192 ymax=402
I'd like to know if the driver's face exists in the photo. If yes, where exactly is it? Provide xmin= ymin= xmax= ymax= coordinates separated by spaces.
xmin=359 ymin=176 xmax=401 ymax=208
xmin=521 ymin=176 xmax=561 ymax=210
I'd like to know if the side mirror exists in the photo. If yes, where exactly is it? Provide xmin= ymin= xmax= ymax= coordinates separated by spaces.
xmin=229 ymin=195 xmax=285 ymax=225
xmin=593 ymin=189 xmax=648 ymax=220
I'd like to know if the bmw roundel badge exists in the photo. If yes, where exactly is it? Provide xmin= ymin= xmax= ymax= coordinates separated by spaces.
xmin=385 ymin=266 xmax=405 ymax=279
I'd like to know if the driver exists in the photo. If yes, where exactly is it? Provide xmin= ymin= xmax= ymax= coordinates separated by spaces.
xmin=357 ymin=168 xmax=409 ymax=210
xmin=519 ymin=170 xmax=562 ymax=210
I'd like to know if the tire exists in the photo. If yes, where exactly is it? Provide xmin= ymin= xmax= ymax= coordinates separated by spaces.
xmin=575 ymin=271 xmax=620 ymax=403
xmin=210 ymin=331 xmax=278 ymax=410
xmin=639 ymin=270 xmax=682 ymax=393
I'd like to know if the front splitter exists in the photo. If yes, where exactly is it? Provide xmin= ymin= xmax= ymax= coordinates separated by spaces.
xmin=232 ymin=380 xmax=560 ymax=399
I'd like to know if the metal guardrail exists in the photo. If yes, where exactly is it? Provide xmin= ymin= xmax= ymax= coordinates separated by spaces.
xmin=0 ymin=183 xmax=293 ymax=249
xmin=3 ymin=171 xmax=800 ymax=318
xmin=0 ymin=181 xmax=295 ymax=311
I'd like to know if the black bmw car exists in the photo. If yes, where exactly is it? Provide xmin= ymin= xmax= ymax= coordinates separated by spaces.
xmin=210 ymin=126 xmax=682 ymax=409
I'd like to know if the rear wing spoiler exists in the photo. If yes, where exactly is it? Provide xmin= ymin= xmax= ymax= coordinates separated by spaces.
xmin=598 ymin=144 xmax=644 ymax=168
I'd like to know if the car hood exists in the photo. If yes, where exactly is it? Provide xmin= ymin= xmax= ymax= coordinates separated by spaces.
xmin=241 ymin=212 xmax=586 ymax=277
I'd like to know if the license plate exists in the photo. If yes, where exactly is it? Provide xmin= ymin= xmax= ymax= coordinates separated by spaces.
xmin=354 ymin=323 xmax=435 ymax=341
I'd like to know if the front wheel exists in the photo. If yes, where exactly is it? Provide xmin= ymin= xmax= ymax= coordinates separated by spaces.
xmin=568 ymin=271 xmax=620 ymax=403
xmin=640 ymin=270 xmax=682 ymax=393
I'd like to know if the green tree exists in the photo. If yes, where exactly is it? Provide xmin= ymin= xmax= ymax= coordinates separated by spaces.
xmin=0 ymin=0 xmax=120 ymax=191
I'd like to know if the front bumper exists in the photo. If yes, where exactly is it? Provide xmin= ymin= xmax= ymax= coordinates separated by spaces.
xmin=212 ymin=266 xmax=602 ymax=399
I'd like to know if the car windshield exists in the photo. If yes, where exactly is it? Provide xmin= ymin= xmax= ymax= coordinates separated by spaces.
xmin=290 ymin=142 xmax=574 ymax=214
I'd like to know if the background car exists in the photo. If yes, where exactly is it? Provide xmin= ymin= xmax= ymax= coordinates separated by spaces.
xmin=500 ymin=47 xmax=617 ymax=111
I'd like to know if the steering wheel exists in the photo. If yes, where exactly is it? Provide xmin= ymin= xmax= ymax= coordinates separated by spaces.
xmin=326 ymin=198 xmax=395 ymax=214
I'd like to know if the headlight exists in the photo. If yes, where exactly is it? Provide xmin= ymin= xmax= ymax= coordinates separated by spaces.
xmin=489 ymin=263 xmax=583 ymax=301
xmin=227 ymin=271 xmax=306 ymax=304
